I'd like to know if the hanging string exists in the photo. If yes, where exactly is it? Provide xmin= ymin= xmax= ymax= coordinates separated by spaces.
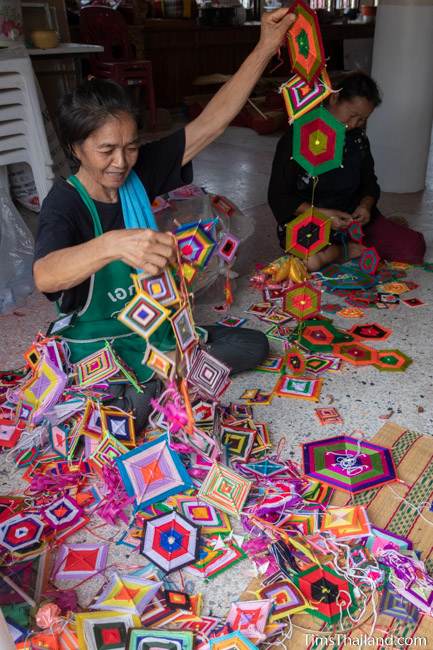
xmin=385 ymin=483 xmax=433 ymax=529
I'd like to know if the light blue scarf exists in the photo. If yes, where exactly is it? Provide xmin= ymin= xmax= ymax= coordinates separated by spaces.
xmin=119 ymin=170 xmax=158 ymax=231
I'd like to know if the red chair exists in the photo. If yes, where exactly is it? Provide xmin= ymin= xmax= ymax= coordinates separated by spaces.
xmin=80 ymin=7 xmax=157 ymax=129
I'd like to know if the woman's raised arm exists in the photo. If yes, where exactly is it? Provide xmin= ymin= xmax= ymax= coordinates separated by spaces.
xmin=182 ymin=8 xmax=295 ymax=165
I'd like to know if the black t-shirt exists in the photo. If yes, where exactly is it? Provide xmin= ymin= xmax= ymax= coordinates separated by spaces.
xmin=268 ymin=126 xmax=381 ymax=226
xmin=34 ymin=128 xmax=192 ymax=313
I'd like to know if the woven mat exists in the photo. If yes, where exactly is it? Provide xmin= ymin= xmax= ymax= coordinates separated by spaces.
xmin=244 ymin=423 xmax=433 ymax=648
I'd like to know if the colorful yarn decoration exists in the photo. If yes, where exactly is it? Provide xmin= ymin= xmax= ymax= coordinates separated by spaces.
xmin=333 ymin=342 xmax=378 ymax=366
xmin=292 ymin=106 xmax=346 ymax=177
xmin=175 ymin=496 xmax=232 ymax=535
xmin=187 ymin=349 xmax=231 ymax=400
xmin=359 ymin=246 xmax=380 ymax=275
xmin=281 ymin=69 xmax=331 ymax=123
xmin=209 ymin=632 xmax=258 ymax=650
xmin=188 ymin=537 xmax=246 ymax=579
xmin=90 ymin=572 xmax=162 ymax=615
xmin=379 ymin=586 xmax=420 ymax=623
xmin=132 ymin=269 xmax=180 ymax=307
xmin=285 ymin=207 xmax=331 ymax=258
xmin=54 ymin=543 xmax=109 ymax=580
xmin=75 ymin=611 xmax=140 ymax=650
xmin=320 ymin=505 xmax=371 ymax=539
xmin=273 ymin=375 xmax=323 ymax=401
xmin=284 ymin=282 xmax=322 ymax=321
xmin=127 ymin=629 xmax=194 ymax=650
xmin=118 ymin=291 xmax=171 ymax=340
xmin=286 ymin=0 xmax=326 ymax=83
xmin=217 ymin=232 xmax=240 ymax=264
xmin=349 ymin=322 xmax=392 ymax=341
xmin=294 ymin=564 xmax=357 ymax=624
xmin=373 ymin=349 xmax=412 ymax=372
xmin=348 ymin=221 xmax=364 ymax=242
xmin=302 ymin=435 xmax=397 ymax=494
xmin=175 ymin=223 xmax=217 ymax=269
xmin=0 ymin=513 xmax=44 ymax=554
xmin=116 ymin=436 xmax=192 ymax=507
xmin=75 ymin=344 xmax=119 ymax=388
xmin=258 ymin=580 xmax=307 ymax=619
xmin=198 ymin=463 xmax=252 ymax=518
xmin=140 ymin=511 xmax=199 ymax=574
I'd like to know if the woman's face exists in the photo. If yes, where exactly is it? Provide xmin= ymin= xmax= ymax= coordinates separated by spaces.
xmin=73 ymin=112 xmax=139 ymax=191
xmin=328 ymin=95 xmax=375 ymax=130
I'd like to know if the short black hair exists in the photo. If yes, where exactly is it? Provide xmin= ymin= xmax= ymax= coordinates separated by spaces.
xmin=57 ymin=78 xmax=137 ymax=164
xmin=331 ymin=71 xmax=382 ymax=108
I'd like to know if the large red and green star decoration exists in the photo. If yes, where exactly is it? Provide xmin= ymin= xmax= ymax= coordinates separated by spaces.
xmin=285 ymin=207 xmax=330 ymax=258
xmin=287 ymin=0 xmax=326 ymax=84
xmin=293 ymin=106 xmax=346 ymax=177
xmin=284 ymin=282 xmax=321 ymax=321
xmin=281 ymin=69 xmax=331 ymax=123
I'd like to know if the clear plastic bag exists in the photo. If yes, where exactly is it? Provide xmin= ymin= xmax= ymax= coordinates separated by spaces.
xmin=0 ymin=188 xmax=34 ymax=313
xmin=156 ymin=188 xmax=254 ymax=296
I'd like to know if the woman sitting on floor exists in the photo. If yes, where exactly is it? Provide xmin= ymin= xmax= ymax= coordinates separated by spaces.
xmin=268 ymin=71 xmax=426 ymax=270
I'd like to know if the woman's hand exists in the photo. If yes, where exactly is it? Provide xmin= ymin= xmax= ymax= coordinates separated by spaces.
xmin=320 ymin=208 xmax=353 ymax=231
xmin=257 ymin=8 xmax=297 ymax=57
xmin=352 ymin=205 xmax=371 ymax=225
xmin=108 ymin=229 xmax=177 ymax=275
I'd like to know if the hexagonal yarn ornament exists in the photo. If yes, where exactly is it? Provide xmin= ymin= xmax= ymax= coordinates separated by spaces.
xmin=333 ymin=342 xmax=378 ymax=367
xmin=349 ymin=322 xmax=392 ymax=342
xmin=175 ymin=223 xmax=217 ymax=269
xmin=373 ymin=349 xmax=412 ymax=372
xmin=286 ymin=0 xmax=326 ymax=83
xmin=284 ymin=282 xmax=321 ymax=321
xmin=302 ymin=435 xmax=396 ymax=494
xmin=139 ymin=511 xmax=199 ymax=574
xmin=292 ymin=107 xmax=346 ymax=176
xmin=285 ymin=207 xmax=330 ymax=258
xmin=294 ymin=564 xmax=357 ymax=624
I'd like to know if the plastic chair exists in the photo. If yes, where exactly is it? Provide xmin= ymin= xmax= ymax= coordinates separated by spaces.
xmin=0 ymin=50 xmax=55 ymax=203
xmin=80 ymin=7 xmax=157 ymax=129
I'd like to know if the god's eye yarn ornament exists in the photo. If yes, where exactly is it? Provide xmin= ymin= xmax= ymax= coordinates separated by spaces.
xmin=302 ymin=435 xmax=396 ymax=494
xmin=285 ymin=208 xmax=330 ymax=259
xmin=284 ymin=282 xmax=321 ymax=321
xmin=292 ymin=107 xmax=345 ymax=177
xmin=281 ymin=70 xmax=332 ymax=123
xmin=286 ymin=0 xmax=326 ymax=84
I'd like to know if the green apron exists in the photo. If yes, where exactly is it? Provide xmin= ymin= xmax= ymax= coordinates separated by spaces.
xmin=60 ymin=175 xmax=175 ymax=383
